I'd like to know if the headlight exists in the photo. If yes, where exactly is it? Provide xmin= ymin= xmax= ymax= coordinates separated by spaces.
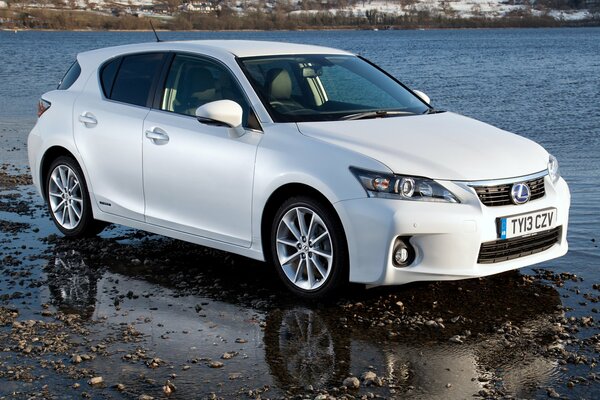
xmin=548 ymin=154 xmax=560 ymax=184
xmin=350 ymin=167 xmax=460 ymax=203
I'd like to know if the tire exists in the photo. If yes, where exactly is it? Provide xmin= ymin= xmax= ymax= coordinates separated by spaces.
xmin=45 ymin=156 xmax=105 ymax=238
xmin=271 ymin=196 xmax=348 ymax=299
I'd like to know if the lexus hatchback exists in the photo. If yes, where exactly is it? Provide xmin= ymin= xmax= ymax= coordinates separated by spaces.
xmin=28 ymin=40 xmax=570 ymax=298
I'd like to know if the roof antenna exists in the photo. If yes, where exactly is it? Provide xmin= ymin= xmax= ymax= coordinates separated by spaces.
xmin=149 ymin=20 xmax=161 ymax=43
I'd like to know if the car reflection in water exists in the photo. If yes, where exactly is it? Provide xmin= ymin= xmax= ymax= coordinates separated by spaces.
xmin=46 ymin=247 xmax=563 ymax=398
xmin=46 ymin=250 xmax=101 ymax=319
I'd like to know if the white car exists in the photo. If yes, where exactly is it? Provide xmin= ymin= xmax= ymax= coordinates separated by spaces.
xmin=28 ymin=40 xmax=570 ymax=298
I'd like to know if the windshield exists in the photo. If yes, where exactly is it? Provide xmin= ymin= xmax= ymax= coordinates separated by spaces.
xmin=238 ymin=54 xmax=429 ymax=122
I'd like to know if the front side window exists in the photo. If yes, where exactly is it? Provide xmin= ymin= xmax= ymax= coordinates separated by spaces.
xmin=239 ymin=54 xmax=429 ymax=122
xmin=161 ymin=54 xmax=255 ymax=128
xmin=108 ymin=53 xmax=164 ymax=107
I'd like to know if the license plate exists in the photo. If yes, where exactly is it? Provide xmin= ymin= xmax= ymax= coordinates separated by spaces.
xmin=499 ymin=208 xmax=557 ymax=239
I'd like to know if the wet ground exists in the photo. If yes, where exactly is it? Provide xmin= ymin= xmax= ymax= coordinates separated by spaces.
xmin=1 ymin=123 xmax=599 ymax=399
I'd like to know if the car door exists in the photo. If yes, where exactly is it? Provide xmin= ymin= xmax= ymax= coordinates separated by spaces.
xmin=142 ymin=54 xmax=262 ymax=247
xmin=73 ymin=52 xmax=166 ymax=221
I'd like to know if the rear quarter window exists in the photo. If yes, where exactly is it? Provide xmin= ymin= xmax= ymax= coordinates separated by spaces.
xmin=57 ymin=61 xmax=81 ymax=90
xmin=100 ymin=57 xmax=121 ymax=98
xmin=108 ymin=53 xmax=165 ymax=107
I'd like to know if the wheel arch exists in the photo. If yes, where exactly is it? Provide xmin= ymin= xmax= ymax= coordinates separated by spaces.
xmin=39 ymin=146 xmax=79 ymax=199
xmin=260 ymin=182 xmax=348 ymax=265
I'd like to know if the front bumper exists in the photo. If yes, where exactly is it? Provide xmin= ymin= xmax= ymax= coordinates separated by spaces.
xmin=334 ymin=175 xmax=570 ymax=285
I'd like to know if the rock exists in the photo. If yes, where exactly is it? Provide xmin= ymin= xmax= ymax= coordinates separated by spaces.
xmin=147 ymin=357 xmax=162 ymax=368
xmin=343 ymin=376 xmax=360 ymax=389
xmin=361 ymin=371 xmax=378 ymax=386
xmin=228 ymin=372 xmax=243 ymax=380
xmin=88 ymin=376 xmax=103 ymax=386
xmin=163 ymin=380 xmax=176 ymax=396
xmin=71 ymin=354 xmax=82 ymax=364
xmin=446 ymin=383 xmax=452 ymax=388
xmin=547 ymin=388 xmax=560 ymax=398
xmin=235 ymin=338 xmax=248 ymax=344
xmin=449 ymin=335 xmax=464 ymax=344
xmin=314 ymin=395 xmax=328 ymax=400
xmin=208 ymin=361 xmax=224 ymax=368
xmin=138 ymin=395 xmax=154 ymax=400
xmin=115 ymin=383 xmax=126 ymax=391
xmin=182 ymin=365 xmax=190 ymax=371
xmin=221 ymin=351 xmax=237 ymax=360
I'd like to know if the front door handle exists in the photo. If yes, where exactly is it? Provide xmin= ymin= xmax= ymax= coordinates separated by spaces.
xmin=78 ymin=112 xmax=97 ymax=127
xmin=145 ymin=127 xmax=169 ymax=144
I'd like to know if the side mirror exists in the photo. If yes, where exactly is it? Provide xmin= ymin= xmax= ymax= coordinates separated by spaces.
xmin=196 ymin=100 xmax=243 ymax=128
xmin=413 ymin=90 xmax=431 ymax=105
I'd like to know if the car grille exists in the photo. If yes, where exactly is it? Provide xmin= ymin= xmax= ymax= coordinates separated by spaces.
xmin=478 ymin=226 xmax=561 ymax=264
xmin=472 ymin=176 xmax=545 ymax=206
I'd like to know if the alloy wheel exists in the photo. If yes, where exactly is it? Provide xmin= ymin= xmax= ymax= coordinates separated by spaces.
xmin=275 ymin=206 xmax=333 ymax=291
xmin=48 ymin=164 xmax=84 ymax=230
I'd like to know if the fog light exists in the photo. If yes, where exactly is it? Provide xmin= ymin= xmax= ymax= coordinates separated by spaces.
xmin=392 ymin=237 xmax=415 ymax=268
xmin=394 ymin=247 xmax=409 ymax=264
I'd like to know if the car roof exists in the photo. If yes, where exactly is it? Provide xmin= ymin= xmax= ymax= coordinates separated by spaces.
xmin=78 ymin=40 xmax=353 ymax=65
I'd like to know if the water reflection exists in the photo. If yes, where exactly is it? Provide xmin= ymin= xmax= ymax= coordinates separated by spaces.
xmin=46 ymin=250 xmax=100 ymax=318
xmin=45 ymin=243 xmax=563 ymax=398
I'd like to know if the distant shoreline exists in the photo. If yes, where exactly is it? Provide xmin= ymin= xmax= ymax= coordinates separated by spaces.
xmin=1 ymin=7 xmax=598 ymax=32
xmin=3 ymin=24 xmax=600 ymax=33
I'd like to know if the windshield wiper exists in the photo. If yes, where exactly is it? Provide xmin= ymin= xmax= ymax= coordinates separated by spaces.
xmin=340 ymin=110 xmax=415 ymax=121
xmin=423 ymin=108 xmax=445 ymax=115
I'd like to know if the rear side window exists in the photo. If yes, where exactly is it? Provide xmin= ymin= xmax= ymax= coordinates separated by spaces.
xmin=57 ymin=61 xmax=81 ymax=90
xmin=100 ymin=58 xmax=121 ymax=98
xmin=107 ymin=53 xmax=164 ymax=107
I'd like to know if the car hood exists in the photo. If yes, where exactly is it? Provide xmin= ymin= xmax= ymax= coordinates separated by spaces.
xmin=296 ymin=112 xmax=549 ymax=181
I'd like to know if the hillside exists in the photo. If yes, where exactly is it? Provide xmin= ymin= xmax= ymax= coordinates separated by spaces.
xmin=1 ymin=0 xmax=598 ymax=29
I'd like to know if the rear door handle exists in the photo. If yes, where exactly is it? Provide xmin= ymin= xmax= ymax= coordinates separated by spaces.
xmin=145 ymin=127 xmax=169 ymax=144
xmin=78 ymin=112 xmax=97 ymax=127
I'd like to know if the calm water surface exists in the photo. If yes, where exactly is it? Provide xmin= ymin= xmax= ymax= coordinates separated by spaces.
xmin=1 ymin=27 xmax=598 ymax=270
xmin=0 ymin=28 xmax=599 ymax=399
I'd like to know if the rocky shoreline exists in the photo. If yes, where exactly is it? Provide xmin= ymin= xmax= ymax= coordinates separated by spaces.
xmin=1 ymin=165 xmax=599 ymax=399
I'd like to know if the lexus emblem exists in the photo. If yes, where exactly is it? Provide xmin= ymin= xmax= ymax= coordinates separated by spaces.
xmin=511 ymin=183 xmax=531 ymax=205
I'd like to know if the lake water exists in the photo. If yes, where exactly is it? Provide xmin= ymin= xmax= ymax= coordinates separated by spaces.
xmin=1 ymin=27 xmax=598 ymax=271
xmin=0 ymin=28 xmax=599 ymax=398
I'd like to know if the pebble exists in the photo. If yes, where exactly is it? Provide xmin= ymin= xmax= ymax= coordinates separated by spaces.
xmin=449 ymin=335 xmax=464 ymax=344
xmin=88 ymin=376 xmax=103 ymax=386
xmin=208 ymin=360 xmax=224 ymax=368
xmin=343 ymin=376 xmax=360 ymax=389
xmin=547 ymin=388 xmax=560 ymax=398
xmin=221 ymin=351 xmax=237 ymax=360
xmin=361 ymin=370 xmax=378 ymax=386
xmin=163 ymin=380 xmax=176 ymax=396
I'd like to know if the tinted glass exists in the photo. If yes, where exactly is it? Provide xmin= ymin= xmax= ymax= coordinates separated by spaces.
xmin=111 ymin=53 xmax=164 ymax=107
xmin=100 ymin=57 xmax=121 ymax=98
xmin=161 ymin=54 xmax=254 ymax=127
xmin=57 ymin=61 xmax=81 ymax=90
xmin=239 ymin=55 xmax=429 ymax=122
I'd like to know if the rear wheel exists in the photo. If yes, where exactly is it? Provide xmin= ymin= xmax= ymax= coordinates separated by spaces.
xmin=46 ymin=156 xmax=105 ymax=238
xmin=271 ymin=196 xmax=348 ymax=299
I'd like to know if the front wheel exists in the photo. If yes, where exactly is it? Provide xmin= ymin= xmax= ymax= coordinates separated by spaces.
xmin=271 ymin=196 xmax=348 ymax=299
xmin=46 ymin=156 xmax=105 ymax=238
